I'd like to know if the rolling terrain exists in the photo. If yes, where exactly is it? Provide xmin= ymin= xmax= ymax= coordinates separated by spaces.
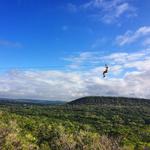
xmin=0 ymin=96 xmax=150 ymax=150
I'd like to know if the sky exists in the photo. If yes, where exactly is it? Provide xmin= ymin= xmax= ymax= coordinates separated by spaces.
xmin=0 ymin=0 xmax=150 ymax=101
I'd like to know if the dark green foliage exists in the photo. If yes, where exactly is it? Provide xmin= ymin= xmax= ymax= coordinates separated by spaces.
xmin=68 ymin=96 xmax=150 ymax=106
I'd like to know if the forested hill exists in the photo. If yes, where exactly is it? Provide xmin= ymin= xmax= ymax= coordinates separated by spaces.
xmin=68 ymin=96 xmax=150 ymax=106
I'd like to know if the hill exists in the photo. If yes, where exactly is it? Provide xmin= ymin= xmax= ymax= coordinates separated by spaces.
xmin=68 ymin=96 xmax=150 ymax=106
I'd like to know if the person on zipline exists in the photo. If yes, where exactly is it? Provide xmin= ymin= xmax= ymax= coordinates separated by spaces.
xmin=103 ymin=64 xmax=108 ymax=78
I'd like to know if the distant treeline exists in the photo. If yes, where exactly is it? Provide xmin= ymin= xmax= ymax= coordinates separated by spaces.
xmin=68 ymin=96 xmax=150 ymax=106
xmin=0 ymin=98 xmax=66 ymax=105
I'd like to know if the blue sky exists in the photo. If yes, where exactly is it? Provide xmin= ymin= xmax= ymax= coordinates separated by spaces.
xmin=0 ymin=0 xmax=150 ymax=100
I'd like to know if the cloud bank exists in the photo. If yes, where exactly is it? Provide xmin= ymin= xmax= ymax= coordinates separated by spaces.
xmin=0 ymin=48 xmax=150 ymax=101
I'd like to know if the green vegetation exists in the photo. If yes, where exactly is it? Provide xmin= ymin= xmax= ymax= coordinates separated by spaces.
xmin=0 ymin=97 xmax=150 ymax=150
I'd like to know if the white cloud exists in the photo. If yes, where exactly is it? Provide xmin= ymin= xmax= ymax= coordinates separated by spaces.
xmin=115 ymin=3 xmax=129 ymax=17
xmin=0 ymin=40 xmax=22 ymax=48
xmin=0 ymin=49 xmax=150 ymax=101
xmin=101 ymin=1 xmax=136 ymax=24
xmin=66 ymin=48 xmax=150 ymax=69
xmin=0 ymin=70 xmax=86 ymax=101
xmin=64 ymin=52 xmax=100 ymax=69
xmin=103 ymin=49 xmax=150 ymax=64
xmin=116 ymin=26 xmax=150 ymax=46
xmin=68 ymin=0 xmax=137 ymax=24
xmin=124 ymin=59 xmax=150 ymax=71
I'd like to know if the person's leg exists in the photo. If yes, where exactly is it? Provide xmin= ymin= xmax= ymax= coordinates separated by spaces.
xmin=103 ymin=72 xmax=105 ymax=77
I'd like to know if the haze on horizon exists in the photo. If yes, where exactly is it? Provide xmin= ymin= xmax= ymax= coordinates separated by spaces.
xmin=0 ymin=0 xmax=150 ymax=101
